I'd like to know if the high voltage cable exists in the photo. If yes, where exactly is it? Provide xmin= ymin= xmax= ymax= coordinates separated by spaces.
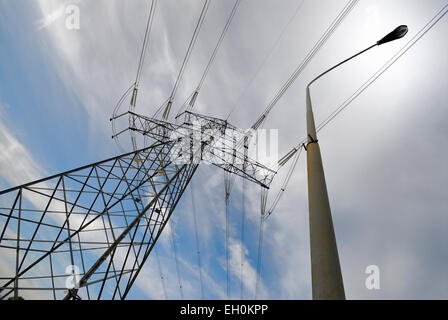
xmin=231 ymin=0 xmax=358 ymax=152
xmin=240 ymin=177 xmax=246 ymax=299
xmin=111 ymin=84 xmax=134 ymax=153
xmin=154 ymin=245 xmax=168 ymax=300
xmin=111 ymin=0 xmax=157 ymax=152
xmin=247 ymin=0 xmax=359 ymax=130
xmin=176 ymin=0 xmax=240 ymax=117
xmin=255 ymin=187 xmax=268 ymax=299
xmin=282 ymin=2 xmax=448 ymax=163
xmin=198 ymin=0 xmax=240 ymax=91
xmin=316 ymin=3 xmax=448 ymax=134
xmin=254 ymin=216 xmax=264 ymax=299
xmin=253 ymin=3 xmax=448 ymax=297
xmin=240 ymin=137 xmax=249 ymax=299
xmin=162 ymin=0 xmax=211 ymax=120
xmin=189 ymin=0 xmax=241 ymax=109
xmin=226 ymin=0 xmax=305 ymax=120
xmin=223 ymin=170 xmax=233 ymax=299
xmin=132 ymin=0 xmax=158 ymax=102
xmin=190 ymin=181 xmax=205 ymax=299
xmin=264 ymin=146 xmax=303 ymax=221
xmin=251 ymin=1 xmax=359 ymax=290
xmin=268 ymin=3 xmax=447 ymax=225
xmin=168 ymin=220 xmax=184 ymax=299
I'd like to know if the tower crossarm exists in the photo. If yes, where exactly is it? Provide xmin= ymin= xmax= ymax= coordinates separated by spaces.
xmin=127 ymin=111 xmax=277 ymax=189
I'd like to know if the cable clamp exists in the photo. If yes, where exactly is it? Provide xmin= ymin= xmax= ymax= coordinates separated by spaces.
xmin=305 ymin=134 xmax=318 ymax=149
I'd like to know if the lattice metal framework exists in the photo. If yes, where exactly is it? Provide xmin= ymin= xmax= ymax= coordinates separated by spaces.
xmin=0 ymin=111 xmax=275 ymax=300
xmin=127 ymin=110 xmax=275 ymax=187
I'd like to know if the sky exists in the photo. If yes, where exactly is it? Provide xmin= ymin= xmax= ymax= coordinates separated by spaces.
xmin=0 ymin=0 xmax=447 ymax=299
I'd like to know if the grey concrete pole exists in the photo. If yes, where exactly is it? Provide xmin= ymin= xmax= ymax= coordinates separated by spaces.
xmin=306 ymin=87 xmax=345 ymax=300
xmin=304 ymin=46 xmax=376 ymax=300
xmin=303 ymin=25 xmax=408 ymax=300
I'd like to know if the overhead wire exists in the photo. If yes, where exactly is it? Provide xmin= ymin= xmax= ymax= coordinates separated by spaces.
xmin=223 ymin=170 xmax=233 ymax=299
xmin=240 ymin=176 xmax=246 ymax=300
xmin=246 ymin=0 xmax=359 ymax=131
xmin=111 ymin=83 xmax=135 ymax=153
xmin=255 ymin=187 xmax=268 ymax=299
xmin=267 ymin=3 xmax=448 ymax=223
xmin=316 ymin=3 xmax=448 ymax=134
xmin=224 ymin=4 xmax=361 ymax=264
xmin=284 ymin=2 xmax=448 ymax=164
xmin=168 ymin=219 xmax=184 ymax=299
xmin=239 ymin=136 xmax=248 ymax=299
xmin=251 ymin=2 xmax=359 ymax=290
xmin=226 ymin=0 xmax=305 ymax=120
xmin=190 ymin=181 xmax=205 ymax=299
xmin=154 ymin=245 xmax=168 ymax=300
xmin=229 ymin=0 xmax=359 ymax=155
xmin=131 ymin=0 xmax=158 ymax=108
xmin=188 ymin=0 xmax=242 ymax=109
xmin=111 ymin=0 xmax=157 ymax=152
xmin=162 ymin=0 xmax=212 ymax=120
xmin=130 ymin=0 xmax=158 ymax=151
xmin=264 ymin=146 xmax=303 ymax=221
xmin=174 ymin=91 xmax=196 ymax=121
xmin=254 ymin=216 xmax=264 ymax=299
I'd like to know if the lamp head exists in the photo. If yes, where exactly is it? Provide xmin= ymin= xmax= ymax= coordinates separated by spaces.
xmin=377 ymin=25 xmax=408 ymax=45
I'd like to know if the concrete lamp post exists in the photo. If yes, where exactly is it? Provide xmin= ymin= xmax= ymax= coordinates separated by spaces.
xmin=305 ymin=25 xmax=408 ymax=300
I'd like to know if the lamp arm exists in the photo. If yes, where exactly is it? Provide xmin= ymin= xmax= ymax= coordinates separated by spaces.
xmin=307 ymin=43 xmax=377 ymax=89
xmin=305 ymin=43 xmax=377 ymax=143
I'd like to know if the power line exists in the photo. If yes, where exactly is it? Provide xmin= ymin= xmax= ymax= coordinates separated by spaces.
xmin=162 ymin=0 xmax=211 ymax=119
xmin=189 ymin=0 xmax=242 ymax=108
xmin=283 ymin=2 xmax=448 ymax=161
xmin=226 ymin=0 xmax=305 ymax=120
xmin=240 ymin=177 xmax=246 ymax=300
xmin=111 ymin=0 xmax=157 ymax=152
xmin=266 ymin=2 xmax=447 ymax=228
xmin=255 ymin=187 xmax=268 ymax=299
xmin=154 ymin=245 xmax=168 ymax=300
xmin=316 ymin=3 xmax=448 ymax=133
xmin=111 ymin=84 xmax=135 ymax=153
xmin=133 ymin=0 xmax=158 ymax=98
xmin=168 ymin=220 xmax=184 ymax=299
xmin=264 ymin=146 xmax=303 ymax=221
xmin=230 ymin=0 xmax=359 ymax=153
xmin=247 ymin=0 xmax=359 ymax=130
xmin=240 ymin=137 xmax=248 ymax=299
xmin=254 ymin=217 xmax=264 ymax=299
xmin=224 ymin=170 xmax=233 ymax=299
xmin=190 ymin=181 xmax=205 ymax=299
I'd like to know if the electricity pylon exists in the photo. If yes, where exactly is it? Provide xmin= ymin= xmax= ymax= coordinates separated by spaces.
xmin=0 ymin=110 xmax=275 ymax=300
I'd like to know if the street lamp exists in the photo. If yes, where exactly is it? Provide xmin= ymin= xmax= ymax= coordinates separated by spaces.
xmin=305 ymin=25 xmax=408 ymax=300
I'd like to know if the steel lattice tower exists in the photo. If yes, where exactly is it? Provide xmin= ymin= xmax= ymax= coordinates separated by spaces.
xmin=0 ymin=110 xmax=275 ymax=300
